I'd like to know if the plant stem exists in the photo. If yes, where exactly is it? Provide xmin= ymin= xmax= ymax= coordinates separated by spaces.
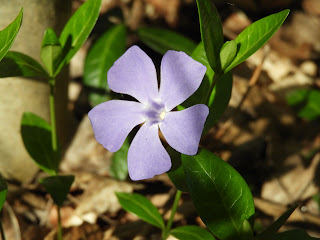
xmin=57 ymin=206 xmax=63 ymax=240
xmin=0 ymin=220 xmax=5 ymax=240
xmin=204 ymin=73 xmax=222 ymax=106
xmin=162 ymin=190 xmax=182 ymax=240
xmin=49 ymin=78 xmax=58 ymax=153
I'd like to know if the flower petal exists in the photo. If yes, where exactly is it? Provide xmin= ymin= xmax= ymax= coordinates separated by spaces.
xmin=88 ymin=100 xmax=145 ymax=152
xmin=159 ymin=50 xmax=207 ymax=111
xmin=128 ymin=123 xmax=171 ymax=181
xmin=159 ymin=104 xmax=209 ymax=155
xmin=108 ymin=45 xmax=159 ymax=105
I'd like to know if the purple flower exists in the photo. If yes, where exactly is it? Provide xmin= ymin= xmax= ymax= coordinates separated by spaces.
xmin=88 ymin=45 xmax=209 ymax=181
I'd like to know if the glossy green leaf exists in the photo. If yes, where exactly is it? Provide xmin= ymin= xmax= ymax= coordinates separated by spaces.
xmin=59 ymin=0 xmax=101 ymax=66
xmin=170 ymin=226 xmax=216 ymax=240
xmin=0 ymin=51 xmax=48 ymax=78
xmin=166 ymin=147 xmax=189 ymax=192
xmin=256 ymin=204 xmax=298 ymax=240
xmin=203 ymin=71 xmax=233 ymax=133
xmin=110 ymin=137 xmax=129 ymax=180
xmin=182 ymin=149 xmax=255 ymax=240
xmin=225 ymin=10 xmax=290 ymax=72
xmin=196 ymin=0 xmax=223 ymax=72
xmin=84 ymin=24 xmax=126 ymax=106
xmin=116 ymin=192 xmax=165 ymax=230
xmin=0 ymin=8 xmax=23 ymax=62
xmin=0 ymin=177 xmax=8 ymax=212
xmin=41 ymin=28 xmax=63 ymax=77
xmin=286 ymin=88 xmax=320 ymax=121
xmin=40 ymin=175 xmax=74 ymax=207
xmin=21 ymin=112 xmax=60 ymax=175
xmin=220 ymin=40 xmax=237 ymax=72
xmin=137 ymin=27 xmax=196 ymax=55
xmin=274 ymin=229 xmax=320 ymax=240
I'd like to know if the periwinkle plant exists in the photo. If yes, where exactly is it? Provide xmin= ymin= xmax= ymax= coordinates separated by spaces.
xmin=0 ymin=0 xmax=317 ymax=239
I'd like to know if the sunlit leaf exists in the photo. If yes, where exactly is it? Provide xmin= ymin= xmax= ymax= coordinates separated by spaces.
xmin=183 ymin=149 xmax=255 ymax=240
xmin=171 ymin=225 xmax=216 ymax=240
xmin=21 ymin=112 xmax=60 ymax=175
xmin=225 ymin=10 xmax=289 ymax=72
xmin=0 ymin=8 xmax=23 ymax=62
xmin=116 ymin=192 xmax=165 ymax=230
xmin=40 ymin=175 xmax=74 ymax=207
xmin=196 ymin=0 xmax=223 ymax=72
xmin=0 ymin=51 xmax=48 ymax=78
xmin=59 ymin=0 xmax=101 ymax=67
xmin=138 ymin=27 xmax=196 ymax=55
xmin=84 ymin=24 xmax=126 ymax=106
xmin=41 ymin=28 xmax=63 ymax=77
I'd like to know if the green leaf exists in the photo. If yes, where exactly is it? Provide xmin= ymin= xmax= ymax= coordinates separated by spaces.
xmin=40 ymin=175 xmax=74 ymax=207
xmin=21 ymin=112 xmax=60 ymax=175
xmin=220 ymin=40 xmax=237 ymax=72
xmin=110 ymin=137 xmax=129 ymax=180
xmin=137 ymin=27 xmax=197 ymax=55
xmin=59 ymin=0 xmax=102 ymax=66
xmin=240 ymin=218 xmax=254 ymax=240
xmin=0 ymin=51 xmax=49 ymax=78
xmin=286 ymin=88 xmax=320 ymax=121
xmin=0 ymin=177 xmax=8 ymax=212
xmin=167 ymin=147 xmax=189 ymax=192
xmin=225 ymin=10 xmax=290 ymax=72
xmin=0 ymin=8 xmax=23 ymax=62
xmin=83 ymin=24 xmax=126 ymax=106
xmin=41 ymin=28 xmax=63 ymax=77
xmin=182 ymin=149 xmax=255 ymax=240
xmin=116 ymin=192 xmax=165 ymax=230
xmin=256 ymin=204 xmax=298 ymax=240
xmin=274 ymin=229 xmax=320 ymax=240
xmin=203 ymin=71 xmax=233 ymax=133
xmin=196 ymin=0 xmax=223 ymax=72
xmin=170 ymin=225 xmax=216 ymax=240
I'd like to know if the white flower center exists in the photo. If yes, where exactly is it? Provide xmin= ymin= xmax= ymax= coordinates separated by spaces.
xmin=159 ymin=111 xmax=166 ymax=121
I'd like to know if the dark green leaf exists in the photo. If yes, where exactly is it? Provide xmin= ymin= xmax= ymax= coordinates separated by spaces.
xmin=40 ymin=175 xmax=74 ymax=206
xmin=0 ymin=8 xmax=23 ymax=62
xmin=83 ymin=24 xmax=126 ymax=106
xmin=182 ymin=149 xmax=255 ymax=240
xmin=286 ymin=89 xmax=320 ymax=121
xmin=59 ymin=0 xmax=101 ymax=65
xmin=240 ymin=219 xmax=254 ymax=240
xmin=41 ymin=28 xmax=63 ymax=77
xmin=0 ymin=177 xmax=8 ymax=212
xmin=256 ymin=204 xmax=298 ymax=240
xmin=196 ymin=0 xmax=223 ymax=72
xmin=137 ymin=27 xmax=196 ymax=55
xmin=110 ymin=137 xmax=129 ymax=180
xmin=167 ymin=147 xmax=189 ymax=192
xmin=21 ymin=112 xmax=60 ymax=175
xmin=116 ymin=192 xmax=165 ymax=230
xmin=274 ymin=229 xmax=320 ymax=240
xmin=0 ymin=51 xmax=48 ymax=78
xmin=225 ymin=10 xmax=290 ymax=72
xmin=171 ymin=225 xmax=216 ymax=240
xmin=203 ymin=71 xmax=233 ymax=133
xmin=220 ymin=40 xmax=237 ymax=72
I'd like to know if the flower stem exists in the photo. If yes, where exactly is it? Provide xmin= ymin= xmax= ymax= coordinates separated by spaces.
xmin=204 ymin=73 xmax=222 ymax=106
xmin=0 ymin=220 xmax=5 ymax=240
xmin=162 ymin=190 xmax=182 ymax=240
xmin=49 ymin=78 xmax=58 ymax=154
xmin=57 ymin=206 xmax=63 ymax=240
